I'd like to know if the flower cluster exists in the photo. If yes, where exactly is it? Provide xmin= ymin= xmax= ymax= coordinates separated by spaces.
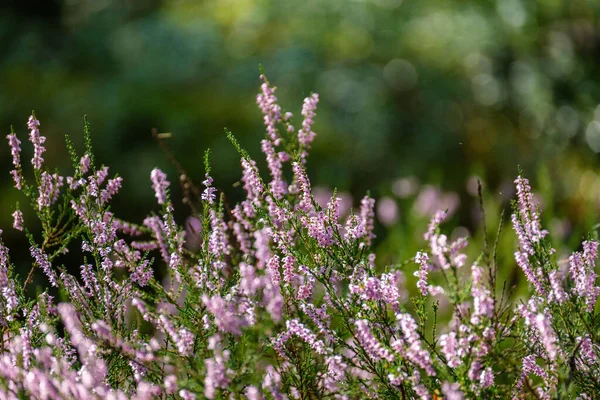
xmin=0 ymin=75 xmax=599 ymax=400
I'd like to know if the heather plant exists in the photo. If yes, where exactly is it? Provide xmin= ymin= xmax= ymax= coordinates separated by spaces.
xmin=1 ymin=73 xmax=599 ymax=400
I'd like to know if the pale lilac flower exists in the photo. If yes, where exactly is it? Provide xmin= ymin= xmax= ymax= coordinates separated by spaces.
xmin=396 ymin=313 xmax=435 ymax=375
xmin=30 ymin=246 xmax=57 ymax=287
xmin=282 ymin=256 xmax=295 ymax=284
xmin=202 ymin=294 xmax=249 ymax=335
xmin=12 ymin=210 xmax=23 ymax=231
xmin=0 ymin=240 xmax=18 ymax=319
xmin=261 ymin=139 xmax=287 ymax=199
xmin=535 ymin=313 xmax=557 ymax=360
xmin=37 ymin=172 xmax=63 ymax=210
xmin=202 ymin=174 xmax=217 ymax=204
xmin=6 ymin=131 xmax=21 ymax=188
xmin=360 ymin=195 xmax=376 ymax=245
xmin=296 ymin=269 xmax=315 ymax=301
xmin=28 ymin=115 xmax=46 ymax=170
xmin=100 ymin=176 xmax=123 ymax=204
xmin=515 ymin=354 xmax=549 ymax=392
xmin=479 ymin=367 xmax=494 ymax=389
xmin=413 ymin=252 xmax=444 ymax=297
xmin=267 ymin=255 xmax=281 ymax=286
xmin=10 ymin=169 xmax=22 ymax=190
xmin=515 ymin=251 xmax=546 ymax=296
xmin=272 ymin=319 xmax=328 ymax=359
xmin=514 ymin=176 xmax=547 ymax=244
xmin=439 ymin=332 xmax=461 ymax=368
xmin=577 ymin=335 xmax=599 ymax=370
xmin=344 ymin=214 xmax=366 ymax=241
xmin=256 ymin=76 xmax=282 ymax=145
xmin=470 ymin=263 xmax=494 ymax=324
xmin=241 ymin=158 xmax=263 ymax=201
xmin=208 ymin=210 xmax=229 ymax=259
xmin=292 ymin=162 xmax=312 ymax=212
xmin=6 ymin=131 xmax=21 ymax=168
xmin=80 ymin=154 xmax=91 ymax=174
xmin=548 ymin=270 xmax=566 ymax=304
xmin=569 ymin=244 xmax=600 ymax=312
xmin=298 ymin=93 xmax=319 ymax=148
xmin=150 ymin=168 xmax=169 ymax=205
xmin=442 ymin=382 xmax=464 ymax=400
xmin=304 ymin=211 xmax=334 ymax=247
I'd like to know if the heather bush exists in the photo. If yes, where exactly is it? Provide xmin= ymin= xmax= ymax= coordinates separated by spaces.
xmin=1 ymin=73 xmax=599 ymax=399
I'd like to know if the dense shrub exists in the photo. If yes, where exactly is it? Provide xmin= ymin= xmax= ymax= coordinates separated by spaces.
xmin=1 ymin=74 xmax=599 ymax=399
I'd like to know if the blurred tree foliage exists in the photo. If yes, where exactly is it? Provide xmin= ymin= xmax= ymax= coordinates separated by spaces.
xmin=2 ymin=0 xmax=600 ymax=279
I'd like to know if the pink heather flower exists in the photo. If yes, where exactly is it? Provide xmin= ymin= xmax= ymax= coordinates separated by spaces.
xmin=99 ymin=176 xmax=123 ymax=204
xmin=323 ymin=355 xmax=347 ymax=392
xmin=548 ymin=270 xmax=566 ymax=304
xmin=6 ymin=132 xmax=21 ymax=188
xmin=470 ymin=263 xmax=494 ymax=324
xmin=296 ymin=267 xmax=315 ymax=301
xmin=512 ymin=176 xmax=548 ymax=255
xmin=10 ymin=169 xmax=22 ymax=190
xmin=569 ymin=244 xmax=600 ymax=312
xmin=354 ymin=319 xmax=394 ymax=362
xmin=19 ymin=327 xmax=32 ymax=369
xmin=439 ymin=332 xmax=461 ymax=368
xmin=515 ymin=354 xmax=549 ymax=392
xmin=413 ymin=252 xmax=444 ymax=297
xmin=202 ymin=294 xmax=249 ymax=335
xmin=349 ymin=272 xmax=403 ymax=311
xmin=256 ymin=76 xmax=282 ymax=145
xmin=577 ymin=335 xmax=599 ymax=370
xmin=80 ymin=154 xmax=91 ymax=174
xmin=424 ymin=209 xmax=447 ymax=241
xmin=143 ymin=216 xmax=169 ymax=263
xmin=27 ymin=115 xmax=46 ymax=170
xmin=414 ymin=251 xmax=430 ymax=295
xmin=157 ymin=314 xmax=194 ymax=355
xmin=326 ymin=195 xmax=341 ymax=226
xmin=282 ymin=256 xmax=295 ymax=284
xmin=261 ymin=139 xmax=286 ymax=199
xmin=30 ymin=246 xmax=57 ymax=287
xmin=80 ymin=263 xmax=101 ymax=297
xmin=479 ymin=367 xmax=494 ymax=389
xmin=442 ymin=382 xmax=464 ymax=400
xmin=204 ymin=348 xmax=232 ymax=399
xmin=37 ymin=172 xmax=63 ymax=210
xmin=396 ymin=312 xmax=435 ymax=375
xmin=535 ymin=313 xmax=557 ymax=360
xmin=292 ymin=162 xmax=312 ymax=212
xmin=298 ymin=93 xmax=319 ymax=148
xmin=514 ymin=251 xmax=546 ymax=296
xmin=267 ymin=255 xmax=281 ymax=286
xmin=208 ymin=210 xmax=229 ymax=259
xmin=0 ymin=240 xmax=18 ymax=319
xmin=241 ymin=158 xmax=263 ymax=201
xmin=12 ymin=210 xmax=23 ymax=231
xmin=304 ymin=211 xmax=334 ymax=247
xmin=202 ymin=174 xmax=217 ymax=204
xmin=300 ymin=303 xmax=334 ymax=341
xmin=272 ymin=319 xmax=328 ymax=359
xmin=6 ymin=131 xmax=21 ymax=168
xmin=130 ymin=259 xmax=153 ymax=287
xmin=344 ymin=214 xmax=366 ymax=241
xmin=360 ymin=195 xmax=376 ymax=245
xmin=150 ymin=168 xmax=169 ymax=205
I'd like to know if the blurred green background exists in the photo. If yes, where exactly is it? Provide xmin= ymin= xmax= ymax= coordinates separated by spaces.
xmin=2 ymin=0 xmax=600 ymax=290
